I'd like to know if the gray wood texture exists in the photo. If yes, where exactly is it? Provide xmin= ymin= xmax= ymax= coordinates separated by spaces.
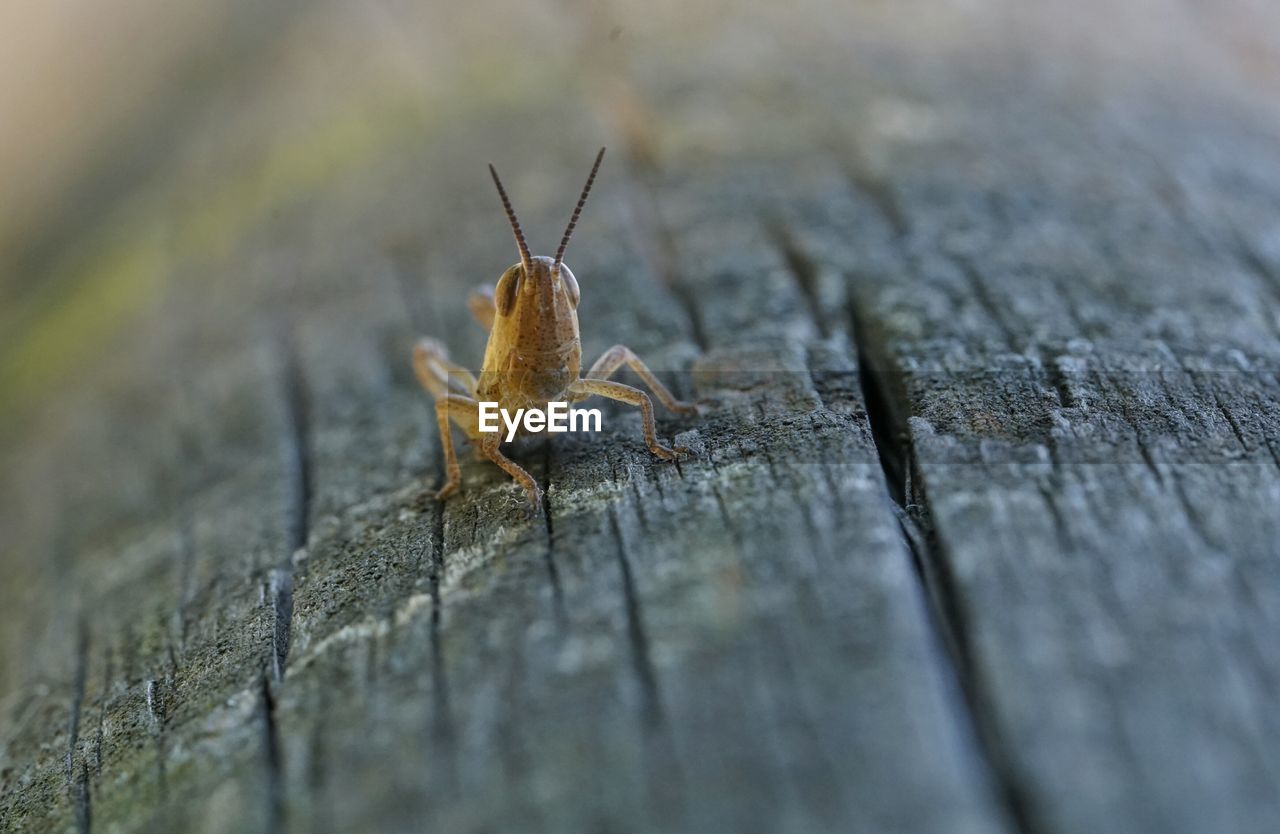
xmin=2 ymin=2 xmax=1279 ymax=832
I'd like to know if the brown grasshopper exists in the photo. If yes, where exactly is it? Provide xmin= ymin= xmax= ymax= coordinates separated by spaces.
xmin=412 ymin=148 xmax=698 ymax=511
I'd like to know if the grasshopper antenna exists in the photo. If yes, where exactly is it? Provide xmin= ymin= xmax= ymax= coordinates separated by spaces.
xmin=489 ymin=163 xmax=533 ymax=275
xmin=553 ymin=147 xmax=606 ymax=276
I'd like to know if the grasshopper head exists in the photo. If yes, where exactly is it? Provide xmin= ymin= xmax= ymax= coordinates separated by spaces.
xmin=486 ymin=147 xmax=603 ymax=318
xmin=494 ymin=256 xmax=578 ymax=318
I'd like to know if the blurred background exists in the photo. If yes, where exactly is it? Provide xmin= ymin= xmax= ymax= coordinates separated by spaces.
xmin=1 ymin=0 xmax=1276 ymax=426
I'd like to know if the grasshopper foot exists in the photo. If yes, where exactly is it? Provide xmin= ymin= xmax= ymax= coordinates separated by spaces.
xmin=434 ymin=480 xmax=460 ymax=501
xmin=520 ymin=487 xmax=545 ymax=519
xmin=650 ymin=442 xmax=691 ymax=461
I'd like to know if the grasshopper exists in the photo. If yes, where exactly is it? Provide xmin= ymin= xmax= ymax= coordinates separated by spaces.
xmin=412 ymin=148 xmax=698 ymax=511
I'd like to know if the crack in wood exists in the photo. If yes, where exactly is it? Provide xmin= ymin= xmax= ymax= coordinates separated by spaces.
xmin=269 ymin=569 xmax=294 ymax=685
xmin=279 ymin=337 xmax=312 ymax=556
xmin=1250 ymin=378 xmax=1280 ymax=468
xmin=1044 ymin=358 xmax=1078 ymax=410
xmin=952 ymin=255 xmax=1019 ymax=350
xmin=838 ymin=145 xmax=910 ymax=242
xmin=1195 ymin=373 xmax=1252 ymax=455
xmin=425 ymin=471 xmax=455 ymax=760
xmin=73 ymin=762 xmax=91 ymax=834
xmin=413 ymin=347 xmax=458 ymax=762
xmin=174 ymin=508 xmax=198 ymax=653
xmin=608 ymin=507 xmax=664 ymax=728
xmin=304 ymin=691 xmax=331 ymax=833
xmin=848 ymin=293 xmax=1040 ymax=834
xmin=258 ymin=672 xmax=285 ymax=834
xmin=540 ymin=439 xmax=566 ymax=619
xmin=65 ymin=622 xmax=89 ymax=792
xmin=847 ymin=296 xmax=909 ymax=505
xmin=92 ymin=650 xmax=109 ymax=781
xmin=145 ymin=677 xmax=169 ymax=801
xmin=271 ymin=333 xmax=310 ymax=682
xmin=766 ymin=219 xmax=831 ymax=339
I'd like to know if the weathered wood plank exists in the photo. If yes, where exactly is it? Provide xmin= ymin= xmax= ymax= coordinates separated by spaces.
xmin=259 ymin=104 xmax=1008 ymax=832
xmin=786 ymin=70 xmax=1280 ymax=834
xmin=4 ymin=1 xmax=1280 ymax=832
xmin=0 ymin=90 xmax=1007 ymax=834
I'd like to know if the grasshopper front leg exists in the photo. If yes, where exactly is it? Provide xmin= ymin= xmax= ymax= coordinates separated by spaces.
xmin=414 ymin=337 xmax=541 ymax=508
xmin=569 ymin=377 xmax=688 ymax=460
xmin=583 ymin=344 xmax=698 ymax=415
xmin=431 ymin=391 xmax=542 ymax=509
xmin=477 ymin=434 xmax=542 ymax=511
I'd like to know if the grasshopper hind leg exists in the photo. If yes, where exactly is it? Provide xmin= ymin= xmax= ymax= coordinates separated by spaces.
xmin=413 ymin=338 xmax=483 ymax=499
xmin=467 ymin=287 xmax=496 ymax=330
xmin=432 ymin=394 xmax=484 ymax=499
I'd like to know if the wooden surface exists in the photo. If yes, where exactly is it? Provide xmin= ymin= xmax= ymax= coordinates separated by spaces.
xmin=2 ymin=1 xmax=1280 ymax=831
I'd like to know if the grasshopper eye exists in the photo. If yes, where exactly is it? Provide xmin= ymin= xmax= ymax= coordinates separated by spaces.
xmin=559 ymin=264 xmax=580 ymax=307
xmin=495 ymin=263 xmax=522 ymax=316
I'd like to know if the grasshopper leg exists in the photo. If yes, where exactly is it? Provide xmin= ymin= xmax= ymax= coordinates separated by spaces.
xmin=478 ymin=435 xmax=543 ymax=511
xmin=568 ymin=378 xmax=688 ymax=460
xmin=433 ymin=394 xmax=483 ymax=500
xmin=583 ymin=344 xmax=698 ymax=415
xmin=413 ymin=338 xmax=478 ymax=398
xmin=414 ymin=338 xmax=482 ymax=499
xmin=467 ymin=287 xmax=496 ymax=331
